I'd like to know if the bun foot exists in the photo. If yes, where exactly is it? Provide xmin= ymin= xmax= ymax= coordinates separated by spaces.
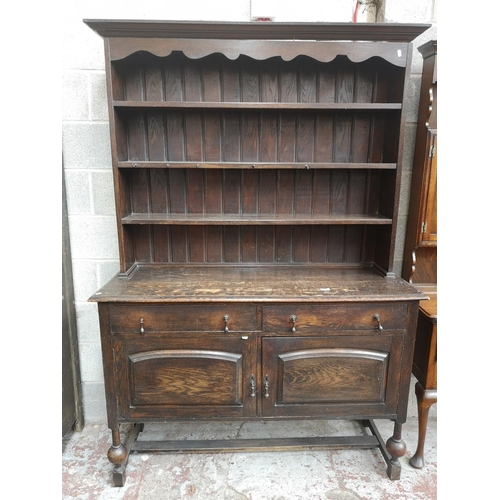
xmin=108 ymin=442 xmax=127 ymax=464
xmin=108 ymin=429 xmax=128 ymax=487
xmin=106 ymin=425 xmax=142 ymax=487
xmin=385 ymin=423 xmax=406 ymax=480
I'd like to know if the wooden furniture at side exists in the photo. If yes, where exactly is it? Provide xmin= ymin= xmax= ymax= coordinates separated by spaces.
xmin=402 ymin=40 xmax=437 ymax=285
xmin=63 ymin=165 xmax=83 ymax=436
xmin=85 ymin=20 xmax=429 ymax=486
xmin=409 ymin=284 xmax=436 ymax=469
xmin=402 ymin=40 xmax=437 ymax=469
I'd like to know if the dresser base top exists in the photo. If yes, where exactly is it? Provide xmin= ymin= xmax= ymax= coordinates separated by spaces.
xmin=89 ymin=264 xmax=426 ymax=304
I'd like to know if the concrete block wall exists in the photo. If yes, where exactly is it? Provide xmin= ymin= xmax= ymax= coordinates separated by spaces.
xmin=62 ymin=0 xmax=437 ymax=424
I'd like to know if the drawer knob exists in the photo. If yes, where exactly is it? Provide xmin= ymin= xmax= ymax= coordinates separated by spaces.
xmin=223 ymin=315 xmax=230 ymax=333
xmin=373 ymin=314 xmax=384 ymax=332
xmin=249 ymin=374 xmax=256 ymax=397
xmin=264 ymin=374 xmax=270 ymax=398
xmin=139 ymin=318 xmax=145 ymax=335
xmin=289 ymin=315 xmax=297 ymax=333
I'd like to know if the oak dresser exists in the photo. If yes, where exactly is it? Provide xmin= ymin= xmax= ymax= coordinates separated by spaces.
xmin=85 ymin=19 xmax=429 ymax=486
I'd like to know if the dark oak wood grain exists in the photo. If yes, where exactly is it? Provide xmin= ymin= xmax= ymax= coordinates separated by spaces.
xmin=109 ymin=303 xmax=258 ymax=333
xmin=90 ymin=265 xmax=425 ymax=303
xmin=86 ymin=19 xmax=429 ymax=486
xmin=260 ymin=333 xmax=404 ymax=419
xmin=121 ymin=213 xmax=392 ymax=225
xmin=113 ymin=101 xmax=403 ymax=109
xmin=105 ymin=44 xmax=413 ymax=274
xmin=262 ymin=302 xmax=407 ymax=332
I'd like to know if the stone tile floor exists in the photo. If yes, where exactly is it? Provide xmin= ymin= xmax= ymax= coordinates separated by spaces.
xmin=62 ymin=417 xmax=437 ymax=499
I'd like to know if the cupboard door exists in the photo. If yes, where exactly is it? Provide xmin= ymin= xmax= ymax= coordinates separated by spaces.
xmin=114 ymin=335 xmax=257 ymax=419
xmin=261 ymin=335 xmax=403 ymax=418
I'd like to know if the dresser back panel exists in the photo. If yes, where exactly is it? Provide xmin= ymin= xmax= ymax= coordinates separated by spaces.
xmin=112 ymin=52 xmax=405 ymax=104
xmin=125 ymin=223 xmax=381 ymax=264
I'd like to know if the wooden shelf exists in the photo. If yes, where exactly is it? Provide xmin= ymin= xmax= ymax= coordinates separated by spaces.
xmin=85 ymin=19 xmax=430 ymax=487
xmin=113 ymin=101 xmax=402 ymax=111
xmin=121 ymin=213 xmax=393 ymax=225
xmin=118 ymin=161 xmax=398 ymax=170
xmin=97 ymin=20 xmax=416 ymax=272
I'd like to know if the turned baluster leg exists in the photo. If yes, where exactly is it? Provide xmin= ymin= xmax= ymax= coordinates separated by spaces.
xmin=410 ymin=381 xmax=437 ymax=469
xmin=108 ymin=428 xmax=128 ymax=487
xmin=106 ymin=424 xmax=143 ymax=486
xmin=385 ymin=422 xmax=406 ymax=480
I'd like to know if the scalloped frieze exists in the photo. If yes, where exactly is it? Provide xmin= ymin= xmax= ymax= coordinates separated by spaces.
xmin=109 ymin=38 xmax=408 ymax=67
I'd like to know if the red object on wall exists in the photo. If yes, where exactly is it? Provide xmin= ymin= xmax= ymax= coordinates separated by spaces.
xmin=353 ymin=1 xmax=359 ymax=22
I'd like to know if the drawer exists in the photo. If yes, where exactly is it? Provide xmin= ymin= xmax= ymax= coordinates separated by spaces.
xmin=109 ymin=304 xmax=257 ymax=334
xmin=262 ymin=303 xmax=407 ymax=333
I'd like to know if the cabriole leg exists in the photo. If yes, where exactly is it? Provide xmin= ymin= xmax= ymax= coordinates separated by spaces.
xmin=410 ymin=382 xmax=437 ymax=469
